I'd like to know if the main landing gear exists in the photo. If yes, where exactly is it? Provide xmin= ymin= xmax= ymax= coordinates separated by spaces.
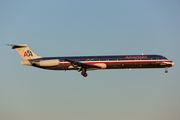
xmin=81 ymin=68 xmax=88 ymax=77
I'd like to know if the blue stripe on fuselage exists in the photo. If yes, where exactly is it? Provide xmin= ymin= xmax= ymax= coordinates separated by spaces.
xmin=31 ymin=55 xmax=167 ymax=62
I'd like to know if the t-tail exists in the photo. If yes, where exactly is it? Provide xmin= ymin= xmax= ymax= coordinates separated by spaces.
xmin=7 ymin=44 xmax=42 ymax=65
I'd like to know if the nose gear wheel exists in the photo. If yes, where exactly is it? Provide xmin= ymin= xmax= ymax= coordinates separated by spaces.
xmin=165 ymin=67 xmax=168 ymax=73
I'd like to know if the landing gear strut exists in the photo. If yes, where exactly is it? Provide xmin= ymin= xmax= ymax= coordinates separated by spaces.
xmin=81 ymin=68 xmax=88 ymax=77
xmin=165 ymin=67 xmax=168 ymax=73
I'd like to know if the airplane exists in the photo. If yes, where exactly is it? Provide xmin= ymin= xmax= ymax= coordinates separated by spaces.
xmin=7 ymin=44 xmax=175 ymax=77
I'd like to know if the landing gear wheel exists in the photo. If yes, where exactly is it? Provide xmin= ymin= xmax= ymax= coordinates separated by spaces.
xmin=81 ymin=72 xmax=85 ymax=75
xmin=83 ymin=73 xmax=88 ymax=77
xmin=81 ymin=68 xmax=88 ymax=77
xmin=81 ymin=71 xmax=88 ymax=77
xmin=165 ymin=67 xmax=168 ymax=73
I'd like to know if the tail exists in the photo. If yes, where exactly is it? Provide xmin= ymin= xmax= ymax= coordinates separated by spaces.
xmin=7 ymin=44 xmax=42 ymax=60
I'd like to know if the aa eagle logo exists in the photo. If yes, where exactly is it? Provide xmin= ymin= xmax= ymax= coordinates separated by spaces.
xmin=24 ymin=50 xmax=33 ymax=57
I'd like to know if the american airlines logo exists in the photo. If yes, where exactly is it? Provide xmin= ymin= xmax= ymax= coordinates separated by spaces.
xmin=24 ymin=50 xmax=33 ymax=57
xmin=125 ymin=56 xmax=147 ymax=59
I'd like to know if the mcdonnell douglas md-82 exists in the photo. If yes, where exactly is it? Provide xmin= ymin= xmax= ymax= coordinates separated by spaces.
xmin=7 ymin=44 xmax=175 ymax=77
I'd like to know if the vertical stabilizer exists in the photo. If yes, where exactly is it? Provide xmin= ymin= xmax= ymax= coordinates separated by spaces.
xmin=8 ymin=44 xmax=42 ymax=60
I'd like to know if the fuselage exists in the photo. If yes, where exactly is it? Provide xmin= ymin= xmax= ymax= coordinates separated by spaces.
xmin=9 ymin=44 xmax=175 ymax=77
xmin=31 ymin=54 xmax=174 ymax=71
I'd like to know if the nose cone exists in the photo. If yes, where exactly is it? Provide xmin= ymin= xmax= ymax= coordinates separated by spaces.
xmin=172 ymin=62 xmax=175 ymax=67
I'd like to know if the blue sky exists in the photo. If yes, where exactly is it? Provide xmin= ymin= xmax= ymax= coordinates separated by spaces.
xmin=0 ymin=0 xmax=180 ymax=120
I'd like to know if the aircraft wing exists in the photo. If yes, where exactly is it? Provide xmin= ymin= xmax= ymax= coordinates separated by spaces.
xmin=63 ymin=58 xmax=101 ymax=70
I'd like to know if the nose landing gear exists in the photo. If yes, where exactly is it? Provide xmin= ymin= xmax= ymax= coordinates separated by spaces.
xmin=165 ymin=67 xmax=168 ymax=73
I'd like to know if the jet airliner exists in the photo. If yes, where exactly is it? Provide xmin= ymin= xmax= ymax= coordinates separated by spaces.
xmin=8 ymin=44 xmax=175 ymax=77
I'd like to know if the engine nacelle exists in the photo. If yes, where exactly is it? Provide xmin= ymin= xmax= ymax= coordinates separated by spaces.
xmin=33 ymin=59 xmax=60 ymax=67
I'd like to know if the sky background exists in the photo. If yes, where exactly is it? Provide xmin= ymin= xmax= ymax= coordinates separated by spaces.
xmin=0 ymin=0 xmax=180 ymax=120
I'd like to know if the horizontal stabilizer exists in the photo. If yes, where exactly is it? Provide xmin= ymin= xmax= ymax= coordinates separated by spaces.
xmin=7 ymin=44 xmax=42 ymax=60
xmin=6 ymin=44 xmax=27 ymax=49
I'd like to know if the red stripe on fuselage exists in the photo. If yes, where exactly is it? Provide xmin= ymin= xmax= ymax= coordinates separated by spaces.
xmin=59 ymin=60 xmax=173 ymax=65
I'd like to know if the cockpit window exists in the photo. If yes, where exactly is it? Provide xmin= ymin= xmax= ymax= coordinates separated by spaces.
xmin=162 ymin=56 xmax=167 ymax=60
